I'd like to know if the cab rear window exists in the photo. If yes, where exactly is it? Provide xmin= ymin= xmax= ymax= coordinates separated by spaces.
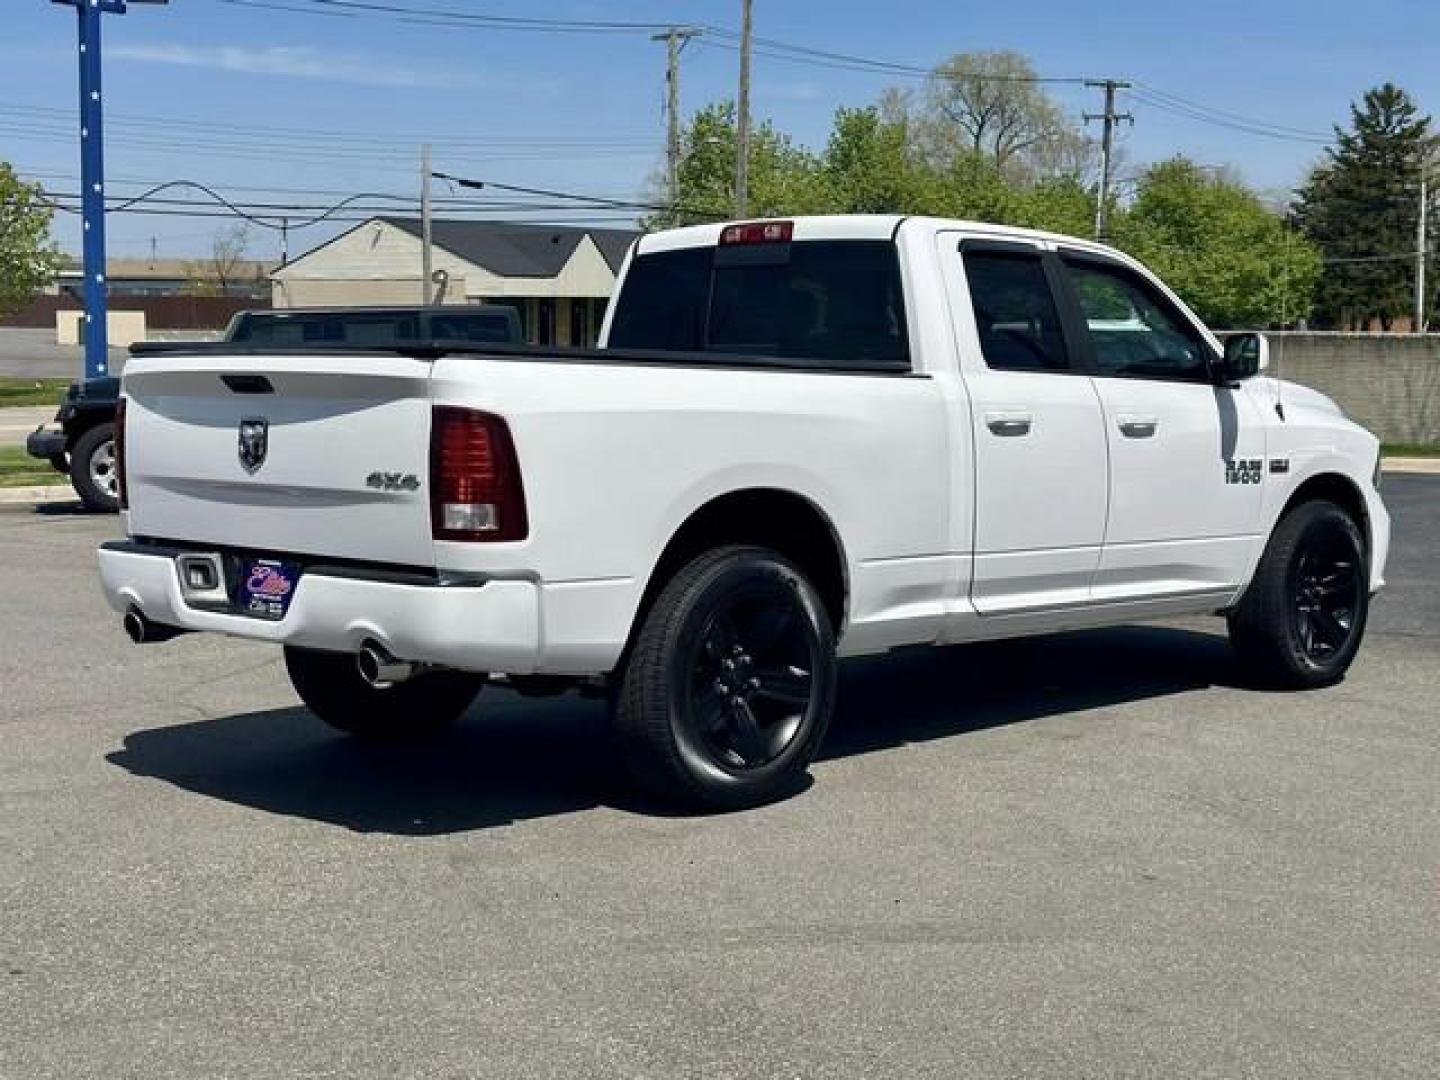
xmin=608 ymin=240 xmax=910 ymax=370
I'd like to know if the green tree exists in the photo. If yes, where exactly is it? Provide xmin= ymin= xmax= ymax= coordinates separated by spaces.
xmin=898 ymin=50 xmax=1094 ymax=182
xmin=1006 ymin=175 xmax=1097 ymax=238
xmin=1112 ymin=158 xmax=1322 ymax=328
xmin=0 ymin=162 xmax=63 ymax=317
xmin=662 ymin=101 xmax=1098 ymax=232
xmin=818 ymin=106 xmax=938 ymax=213
xmin=1292 ymin=83 xmax=1435 ymax=328
xmin=646 ymin=102 xmax=823 ymax=228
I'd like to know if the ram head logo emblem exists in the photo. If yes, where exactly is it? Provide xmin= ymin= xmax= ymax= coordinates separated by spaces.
xmin=238 ymin=417 xmax=269 ymax=474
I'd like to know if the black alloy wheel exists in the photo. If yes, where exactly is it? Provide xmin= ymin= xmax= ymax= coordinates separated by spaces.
xmin=681 ymin=583 xmax=822 ymax=773
xmin=1289 ymin=524 xmax=1364 ymax=665
xmin=614 ymin=546 xmax=838 ymax=811
xmin=1228 ymin=499 xmax=1369 ymax=689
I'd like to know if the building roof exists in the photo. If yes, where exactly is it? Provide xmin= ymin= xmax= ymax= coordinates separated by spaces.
xmin=380 ymin=217 xmax=639 ymax=277
xmin=58 ymin=257 xmax=273 ymax=281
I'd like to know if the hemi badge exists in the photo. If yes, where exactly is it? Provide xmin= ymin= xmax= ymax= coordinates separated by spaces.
xmin=1269 ymin=459 xmax=1290 ymax=475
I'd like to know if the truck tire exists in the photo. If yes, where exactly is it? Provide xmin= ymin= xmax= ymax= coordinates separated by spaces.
xmin=1227 ymin=500 xmax=1369 ymax=689
xmin=283 ymin=646 xmax=484 ymax=740
xmin=69 ymin=423 xmax=119 ymax=513
xmin=613 ymin=546 xmax=838 ymax=811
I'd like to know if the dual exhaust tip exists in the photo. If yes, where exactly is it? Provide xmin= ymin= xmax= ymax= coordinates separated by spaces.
xmin=356 ymin=641 xmax=419 ymax=686
xmin=123 ymin=607 xmax=187 ymax=645
xmin=124 ymin=608 xmax=417 ymax=687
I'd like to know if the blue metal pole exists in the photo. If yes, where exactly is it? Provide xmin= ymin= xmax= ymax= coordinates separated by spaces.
xmin=77 ymin=0 xmax=110 ymax=379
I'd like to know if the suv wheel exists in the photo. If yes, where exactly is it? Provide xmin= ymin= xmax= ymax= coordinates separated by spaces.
xmin=613 ymin=546 xmax=838 ymax=811
xmin=70 ymin=423 xmax=119 ymax=513
xmin=284 ymin=646 xmax=485 ymax=740
xmin=1227 ymin=500 xmax=1369 ymax=688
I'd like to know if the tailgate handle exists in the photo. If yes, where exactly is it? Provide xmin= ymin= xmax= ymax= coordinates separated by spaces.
xmin=221 ymin=374 xmax=274 ymax=395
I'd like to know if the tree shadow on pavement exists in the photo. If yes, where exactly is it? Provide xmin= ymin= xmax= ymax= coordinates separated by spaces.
xmin=107 ymin=623 xmax=1244 ymax=837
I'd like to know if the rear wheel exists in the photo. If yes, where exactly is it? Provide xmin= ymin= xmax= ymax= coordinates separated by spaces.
xmin=1227 ymin=500 xmax=1369 ymax=688
xmin=283 ymin=646 xmax=484 ymax=740
xmin=70 ymin=423 xmax=119 ymax=513
xmin=613 ymin=546 xmax=837 ymax=811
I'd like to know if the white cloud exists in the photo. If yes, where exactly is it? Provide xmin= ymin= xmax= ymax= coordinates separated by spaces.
xmin=111 ymin=43 xmax=479 ymax=89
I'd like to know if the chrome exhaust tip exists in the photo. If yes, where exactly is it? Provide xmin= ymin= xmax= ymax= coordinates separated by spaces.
xmin=124 ymin=607 xmax=187 ymax=645
xmin=357 ymin=641 xmax=416 ymax=686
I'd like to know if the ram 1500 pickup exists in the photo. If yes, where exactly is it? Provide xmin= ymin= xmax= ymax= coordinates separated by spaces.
xmin=98 ymin=216 xmax=1390 ymax=810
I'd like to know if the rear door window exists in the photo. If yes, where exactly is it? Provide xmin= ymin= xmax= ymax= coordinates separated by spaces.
xmin=961 ymin=250 xmax=1071 ymax=372
xmin=608 ymin=240 xmax=909 ymax=370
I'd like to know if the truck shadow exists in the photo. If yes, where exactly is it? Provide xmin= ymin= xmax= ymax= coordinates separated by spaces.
xmin=107 ymin=623 xmax=1244 ymax=836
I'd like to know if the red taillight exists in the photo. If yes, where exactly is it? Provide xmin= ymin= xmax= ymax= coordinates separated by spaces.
xmin=429 ymin=406 xmax=527 ymax=542
xmin=114 ymin=396 xmax=128 ymax=510
xmin=719 ymin=220 xmax=793 ymax=245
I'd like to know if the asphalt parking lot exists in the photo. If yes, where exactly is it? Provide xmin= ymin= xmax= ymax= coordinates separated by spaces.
xmin=0 ymin=329 xmax=126 ymax=380
xmin=1 ymin=477 xmax=1436 ymax=1079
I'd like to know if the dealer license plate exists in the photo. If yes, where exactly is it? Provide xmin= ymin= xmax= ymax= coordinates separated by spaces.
xmin=236 ymin=558 xmax=300 ymax=621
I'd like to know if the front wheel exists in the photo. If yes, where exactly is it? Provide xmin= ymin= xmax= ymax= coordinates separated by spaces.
xmin=283 ymin=646 xmax=484 ymax=740
xmin=1227 ymin=500 xmax=1370 ymax=688
xmin=613 ymin=546 xmax=838 ymax=811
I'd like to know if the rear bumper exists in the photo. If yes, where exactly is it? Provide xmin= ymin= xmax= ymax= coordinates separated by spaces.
xmin=98 ymin=542 xmax=545 ymax=675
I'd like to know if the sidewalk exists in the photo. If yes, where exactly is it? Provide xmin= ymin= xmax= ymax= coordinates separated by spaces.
xmin=1384 ymin=457 xmax=1440 ymax=474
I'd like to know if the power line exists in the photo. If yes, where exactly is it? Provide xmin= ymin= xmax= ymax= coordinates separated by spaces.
xmin=214 ymin=0 xmax=673 ymax=33
xmin=1128 ymin=87 xmax=1330 ymax=145
xmin=0 ymin=103 xmax=656 ymax=149
xmin=430 ymin=170 xmax=727 ymax=220
xmin=1131 ymin=83 xmax=1331 ymax=141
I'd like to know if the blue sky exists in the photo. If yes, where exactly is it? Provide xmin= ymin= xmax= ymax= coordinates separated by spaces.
xmin=5 ymin=0 xmax=1439 ymax=262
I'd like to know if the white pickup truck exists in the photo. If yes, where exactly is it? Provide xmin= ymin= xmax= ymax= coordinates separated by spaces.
xmin=99 ymin=216 xmax=1390 ymax=810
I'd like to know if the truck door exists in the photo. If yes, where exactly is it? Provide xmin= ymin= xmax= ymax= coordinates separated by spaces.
xmin=1054 ymin=251 xmax=1267 ymax=599
xmin=941 ymin=236 xmax=1110 ymax=614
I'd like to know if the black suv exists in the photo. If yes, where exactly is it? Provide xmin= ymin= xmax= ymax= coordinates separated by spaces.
xmin=25 ymin=305 xmax=523 ymax=511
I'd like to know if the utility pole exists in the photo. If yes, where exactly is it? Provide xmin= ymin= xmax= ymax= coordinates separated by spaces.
xmin=420 ymin=143 xmax=433 ymax=305
xmin=735 ymin=0 xmax=753 ymax=218
xmin=279 ymin=218 xmax=289 ymax=269
xmin=651 ymin=27 xmax=699 ymax=211
xmin=53 ymin=0 xmax=168 ymax=381
xmin=1084 ymin=79 xmax=1132 ymax=242
xmin=1416 ymin=175 xmax=1428 ymax=333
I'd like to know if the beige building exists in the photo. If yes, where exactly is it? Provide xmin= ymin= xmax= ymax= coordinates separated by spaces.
xmin=271 ymin=216 xmax=639 ymax=346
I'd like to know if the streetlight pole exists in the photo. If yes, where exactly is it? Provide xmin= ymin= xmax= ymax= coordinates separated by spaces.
xmin=1416 ymin=175 xmax=1428 ymax=334
xmin=53 ymin=0 xmax=167 ymax=382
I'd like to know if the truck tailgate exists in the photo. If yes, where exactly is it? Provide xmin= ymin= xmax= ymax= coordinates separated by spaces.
xmin=121 ymin=353 xmax=436 ymax=567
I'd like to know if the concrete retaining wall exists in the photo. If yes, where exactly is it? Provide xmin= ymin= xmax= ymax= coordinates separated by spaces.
xmin=1261 ymin=333 xmax=1440 ymax=446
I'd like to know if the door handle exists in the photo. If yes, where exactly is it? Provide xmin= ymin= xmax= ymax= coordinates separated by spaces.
xmin=1117 ymin=415 xmax=1159 ymax=438
xmin=985 ymin=411 xmax=1033 ymax=437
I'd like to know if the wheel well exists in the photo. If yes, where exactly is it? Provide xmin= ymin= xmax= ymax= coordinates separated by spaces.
xmin=1283 ymin=472 xmax=1370 ymax=550
xmin=65 ymin=411 xmax=113 ymax=447
xmin=635 ymin=489 xmax=848 ymax=638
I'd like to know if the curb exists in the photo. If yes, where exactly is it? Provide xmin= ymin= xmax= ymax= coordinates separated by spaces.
xmin=0 ymin=484 xmax=75 ymax=505
xmin=1383 ymin=458 xmax=1440 ymax=475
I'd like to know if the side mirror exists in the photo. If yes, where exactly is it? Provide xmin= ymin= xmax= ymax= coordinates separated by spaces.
xmin=1220 ymin=332 xmax=1270 ymax=383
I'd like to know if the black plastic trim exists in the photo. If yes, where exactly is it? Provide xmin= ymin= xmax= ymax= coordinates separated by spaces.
xmin=129 ymin=336 xmax=916 ymax=377
xmin=221 ymin=374 xmax=275 ymax=394
xmin=103 ymin=538 xmax=465 ymax=588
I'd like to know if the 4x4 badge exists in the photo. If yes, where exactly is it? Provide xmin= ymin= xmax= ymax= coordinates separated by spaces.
xmin=238 ymin=417 xmax=269 ymax=473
